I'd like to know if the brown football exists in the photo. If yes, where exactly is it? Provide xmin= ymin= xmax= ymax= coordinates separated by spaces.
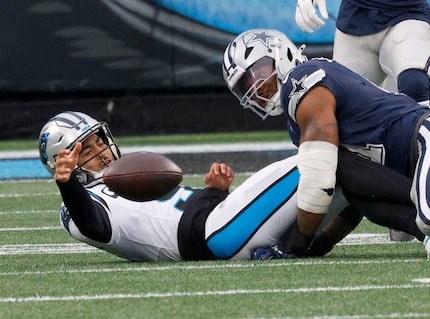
xmin=103 ymin=152 xmax=183 ymax=201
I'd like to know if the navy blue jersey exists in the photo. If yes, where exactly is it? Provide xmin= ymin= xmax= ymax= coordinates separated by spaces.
xmin=281 ymin=58 xmax=430 ymax=175
xmin=336 ymin=0 xmax=430 ymax=35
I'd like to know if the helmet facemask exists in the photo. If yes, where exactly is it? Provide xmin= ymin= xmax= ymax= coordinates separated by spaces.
xmin=232 ymin=56 xmax=283 ymax=120
xmin=73 ymin=125 xmax=120 ymax=185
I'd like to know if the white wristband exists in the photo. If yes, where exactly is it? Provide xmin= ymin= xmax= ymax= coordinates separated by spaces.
xmin=297 ymin=141 xmax=338 ymax=214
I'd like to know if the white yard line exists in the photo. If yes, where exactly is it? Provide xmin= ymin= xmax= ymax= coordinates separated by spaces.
xmin=0 ymin=257 xmax=426 ymax=277
xmin=0 ymin=233 xmax=417 ymax=256
xmin=0 ymin=284 xmax=429 ymax=304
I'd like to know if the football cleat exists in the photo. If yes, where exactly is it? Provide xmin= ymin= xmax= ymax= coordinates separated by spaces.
xmin=424 ymin=236 xmax=430 ymax=259
xmin=251 ymin=245 xmax=293 ymax=260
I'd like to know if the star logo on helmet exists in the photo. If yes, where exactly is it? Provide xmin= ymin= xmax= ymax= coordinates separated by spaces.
xmin=248 ymin=30 xmax=273 ymax=48
xmin=289 ymin=76 xmax=308 ymax=98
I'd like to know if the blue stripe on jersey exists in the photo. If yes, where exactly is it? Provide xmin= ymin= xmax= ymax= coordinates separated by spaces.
xmin=206 ymin=167 xmax=299 ymax=259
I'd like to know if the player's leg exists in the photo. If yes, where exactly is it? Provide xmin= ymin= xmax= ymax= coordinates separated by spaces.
xmin=351 ymin=200 xmax=424 ymax=241
xmin=379 ymin=20 xmax=430 ymax=105
xmin=333 ymin=29 xmax=387 ymax=86
xmin=310 ymin=148 xmax=424 ymax=256
xmin=205 ymin=157 xmax=299 ymax=260
xmin=337 ymin=148 xmax=412 ymax=203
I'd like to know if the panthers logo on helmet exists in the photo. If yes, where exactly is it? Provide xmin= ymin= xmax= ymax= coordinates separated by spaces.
xmin=39 ymin=132 xmax=49 ymax=165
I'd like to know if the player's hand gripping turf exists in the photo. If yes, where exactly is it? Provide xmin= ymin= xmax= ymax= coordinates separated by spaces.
xmin=54 ymin=142 xmax=82 ymax=183
xmin=204 ymin=162 xmax=234 ymax=191
xmin=295 ymin=0 xmax=328 ymax=33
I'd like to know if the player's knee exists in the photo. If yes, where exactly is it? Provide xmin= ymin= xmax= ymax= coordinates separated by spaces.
xmin=398 ymin=69 xmax=429 ymax=103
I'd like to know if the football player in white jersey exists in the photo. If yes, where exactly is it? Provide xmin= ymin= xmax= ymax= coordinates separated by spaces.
xmin=222 ymin=28 xmax=430 ymax=258
xmin=38 ymin=111 xmax=306 ymax=261
xmin=295 ymin=0 xmax=429 ymax=106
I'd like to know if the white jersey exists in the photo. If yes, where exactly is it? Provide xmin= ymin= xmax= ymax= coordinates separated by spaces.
xmin=61 ymin=185 xmax=194 ymax=262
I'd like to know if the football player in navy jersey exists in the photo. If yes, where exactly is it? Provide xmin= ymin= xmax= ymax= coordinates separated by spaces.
xmin=295 ymin=0 xmax=429 ymax=106
xmin=222 ymin=28 xmax=430 ymax=258
xmin=296 ymin=0 xmax=430 ymax=241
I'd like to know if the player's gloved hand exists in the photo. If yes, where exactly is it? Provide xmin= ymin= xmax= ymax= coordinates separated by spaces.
xmin=295 ymin=0 xmax=328 ymax=33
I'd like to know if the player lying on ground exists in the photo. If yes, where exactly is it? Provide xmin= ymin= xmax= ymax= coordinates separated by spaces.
xmin=39 ymin=111 xmax=428 ymax=262
xmin=39 ymin=111 xmax=304 ymax=261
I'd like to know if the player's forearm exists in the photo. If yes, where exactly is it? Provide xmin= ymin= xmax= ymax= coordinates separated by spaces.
xmin=57 ymin=171 xmax=112 ymax=243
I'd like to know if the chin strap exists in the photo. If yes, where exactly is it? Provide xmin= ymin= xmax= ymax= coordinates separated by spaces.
xmin=75 ymin=167 xmax=105 ymax=186
xmin=296 ymin=44 xmax=308 ymax=64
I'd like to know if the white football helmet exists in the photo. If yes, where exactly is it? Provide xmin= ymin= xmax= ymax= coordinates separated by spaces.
xmin=38 ymin=111 xmax=121 ymax=182
xmin=222 ymin=29 xmax=307 ymax=119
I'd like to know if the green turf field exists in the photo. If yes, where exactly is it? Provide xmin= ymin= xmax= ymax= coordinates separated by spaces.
xmin=1 ymin=176 xmax=429 ymax=319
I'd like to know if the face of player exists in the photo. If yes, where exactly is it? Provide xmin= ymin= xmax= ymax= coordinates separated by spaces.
xmin=233 ymin=57 xmax=278 ymax=108
xmin=77 ymin=134 xmax=115 ymax=172
xmin=251 ymin=68 xmax=278 ymax=108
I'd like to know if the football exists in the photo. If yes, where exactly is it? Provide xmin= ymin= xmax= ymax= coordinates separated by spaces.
xmin=103 ymin=152 xmax=183 ymax=201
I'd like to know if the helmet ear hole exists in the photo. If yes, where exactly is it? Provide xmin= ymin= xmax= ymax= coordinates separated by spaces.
xmin=245 ymin=47 xmax=253 ymax=59
xmin=287 ymin=48 xmax=293 ymax=62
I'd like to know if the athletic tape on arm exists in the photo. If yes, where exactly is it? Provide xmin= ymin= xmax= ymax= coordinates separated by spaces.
xmin=297 ymin=141 xmax=338 ymax=214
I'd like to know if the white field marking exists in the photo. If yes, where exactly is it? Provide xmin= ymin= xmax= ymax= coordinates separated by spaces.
xmin=0 ymin=243 xmax=98 ymax=255
xmin=0 ymin=283 xmax=429 ymax=303
xmin=339 ymin=233 xmax=420 ymax=245
xmin=0 ymin=226 xmax=62 ymax=232
xmin=0 ymin=258 xmax=425 ymax=277
xmin=0 ymin=192 xmax=59 ymax=198
xmin=0 ymin=233 xmax=416 ymax=256
xmin=0 ymin=210 xmax=58 ymax=215
xmin=0 ymin=233 xmax=406 ymax=255
xmin=277 ymin=313 xmax=430 ymax=319
xmin=412 ymin=278 xmax=430 ymax=284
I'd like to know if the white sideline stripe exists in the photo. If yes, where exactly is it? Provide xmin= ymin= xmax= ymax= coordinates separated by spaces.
xmin=0 ymin=233 xmax=417 ymax=255
xmin=0 ymin=283 xmax=429 ymax=303
xmin=0 ymin=142 xmax=297 ymax=159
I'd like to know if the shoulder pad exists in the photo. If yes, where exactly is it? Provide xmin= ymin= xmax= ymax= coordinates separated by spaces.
xmin=286 ymin=69 xmax=326 ymax=121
